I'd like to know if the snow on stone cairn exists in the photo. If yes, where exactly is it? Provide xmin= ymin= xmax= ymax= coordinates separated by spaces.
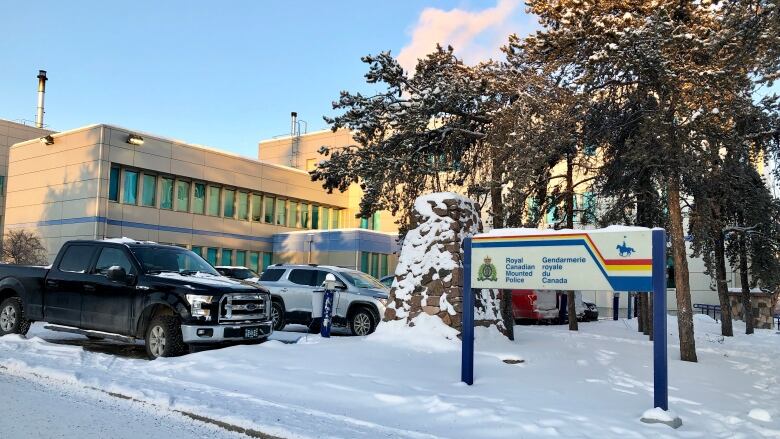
xmin=382 ymin=192 xmax=506 ymax=338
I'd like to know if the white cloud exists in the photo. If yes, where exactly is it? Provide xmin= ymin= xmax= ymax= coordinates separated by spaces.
xmin=397 ymin=0 xmax=523 ymax=72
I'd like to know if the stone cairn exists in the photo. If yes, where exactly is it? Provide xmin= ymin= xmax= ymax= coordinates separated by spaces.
xmin=384 ymin=193 xmax=506 ymax=336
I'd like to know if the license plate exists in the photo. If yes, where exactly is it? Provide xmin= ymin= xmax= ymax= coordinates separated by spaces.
xmin=244 ymin=327 xmax=260 ymax=339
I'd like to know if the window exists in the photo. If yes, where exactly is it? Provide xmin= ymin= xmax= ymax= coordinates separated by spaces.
xmin=263 ymin=195 xmax=275 ymax=223
xmin=300 ymin=203 xmax=309 ymax=228
xmin=260 ymin=268 xmax=285 ymax=282
xmin=360 ymin=217 xmax=369 ymax=229
xmin=288 ymin=201 xmax=298 ymax=228
xmin=306 ymin=158 xmax=318 ymax=171
xmin=381 ymin=254 xmax=389 ymax=277
xmin=160 ymin=177 xmax=174 ymax=209
xmin=237 ymin=192 xmax=249 ymax=220
xmin=249 ymin=252 xmax=259 ymax=272
xmin=221 ymin=248 xmax=233 ymax=265
xmin=251 ymin=194 xmax=262 ymax=222
xmin=191 ymin=246 xmax=203 ymax=257
xmin=0 ymin=175 xmax=6 ymax=193
xmin=276 ymin=199 xmax=287 ymax=225
xmin=141 ymin=174 xmax=156 ymax=207
xmin=108 ymin=167 xmax=120 ymax=202
xmin=223 ymin=189 xmax=235 ymax=218
xmin=371 ymin=253 xmax=380 ymax=278
xmin=206 ymin=248 xmax=218 ymax=265
xmin=122 ymin=169 xmax=139 ymax=205
xmin=175 ymin=180 xmax=190 ymax=212
xmin=312 ymin=205 xmax=320 ymax=229
xmin=235 ymin=250 xmax=246 ymax=267
xmin=58 ymin=245 xmax=97 ymax=273
xmin=314 ymin=270 xmax=329 ymax=287
xmin=207 ymin=186 xmax=220 ymax=216
xmin=372 ymin=212 xmax=381 ymax=231
xmin=583 ymin=192 xmax=596 ymax=224
xmin=289 ymin=269 xmax=315 ymax=286
xmin=130 ymin=247 xmax=219 ymax=275
xmin=93 ymin=247 xmax=134 ymax=275
xmin=667 ymin=256 xmax=675 ymax=289
xmin=321 ymin=207 xmax=330 ymax=231
xmin=262 ymin=253 xmax=273 ymax=271
xmin=360 ymin=252 xmax=369 ymax=274
xmin=332 ymin=209 xmax=341 ymax=229
xmin=192 ymin=183 xmax=206 ymax=214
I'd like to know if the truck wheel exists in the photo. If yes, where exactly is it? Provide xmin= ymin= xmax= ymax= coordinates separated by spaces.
xmin=349 ymin=308 xmax=375 ymax=336
xmin=0 ymin=297 xmax=31 ymax=337
xmin=271 ymin=301 xmax=285 ymax=331
xmin=144 ymin=316 xmax=187 ymax=360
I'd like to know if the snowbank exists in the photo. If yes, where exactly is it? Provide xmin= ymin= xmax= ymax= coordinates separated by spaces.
xmin=2 ymin=316 xmax=779 ymax=438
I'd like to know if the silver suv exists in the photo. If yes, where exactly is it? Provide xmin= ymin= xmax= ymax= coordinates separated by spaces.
xmin=259 ymin=264 xmax=388 ymax=336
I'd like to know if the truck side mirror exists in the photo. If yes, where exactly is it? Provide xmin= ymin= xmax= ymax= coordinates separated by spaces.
xmin=107 ymin=266 xmax=128 ymax=283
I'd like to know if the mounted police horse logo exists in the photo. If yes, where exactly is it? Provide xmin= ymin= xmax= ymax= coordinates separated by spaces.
xmin=616 ymin=237 xmax=636 ymax=257
xmin=477 ymin=256 xmax=498 ymax=282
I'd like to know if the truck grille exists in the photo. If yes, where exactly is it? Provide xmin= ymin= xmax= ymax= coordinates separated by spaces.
xmin=219 ymin=293 xmax=268 ymax=323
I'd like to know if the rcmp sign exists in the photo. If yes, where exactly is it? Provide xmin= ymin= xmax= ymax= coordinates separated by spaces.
xmin=470 ymin=228 xmax=654 ymax=292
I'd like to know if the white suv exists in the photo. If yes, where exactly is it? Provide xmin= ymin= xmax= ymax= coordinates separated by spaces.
xmin=259 ymin=264 xmax=388 ymax=336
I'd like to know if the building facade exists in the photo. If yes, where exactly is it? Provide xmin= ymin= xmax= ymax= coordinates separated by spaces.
xmin=4 ymin=122 xmax=399 ymax=277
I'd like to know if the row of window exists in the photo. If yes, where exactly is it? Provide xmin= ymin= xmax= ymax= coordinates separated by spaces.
xmin=108 ymin=165 xmax=344 ymax=230
xmin=360 ymin=252 xmax=390 ymax=279
xmin=527 ymin=192 xmax=598 ymax=225
xmin=188 ymin=245 xmax=273 ymax=273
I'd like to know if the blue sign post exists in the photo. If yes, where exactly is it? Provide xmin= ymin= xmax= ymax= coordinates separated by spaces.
xmin=462 ymin=227 xmax=672 ymax=418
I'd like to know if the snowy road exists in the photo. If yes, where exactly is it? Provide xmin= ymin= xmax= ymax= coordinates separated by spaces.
xmin=0 ymin=373 xmax=252 ymax=439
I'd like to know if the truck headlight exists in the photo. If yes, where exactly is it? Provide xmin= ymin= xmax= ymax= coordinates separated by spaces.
xmin=186 ymin=294 xmax=213 ymax=317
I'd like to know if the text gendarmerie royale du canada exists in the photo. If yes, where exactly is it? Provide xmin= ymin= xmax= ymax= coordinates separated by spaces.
xmin=505 ymin=256 xmax=587 ymax=284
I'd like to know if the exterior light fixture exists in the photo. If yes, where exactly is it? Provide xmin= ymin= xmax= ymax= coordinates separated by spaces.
xmin=40 ymin=135 xmax=54 ymax=145
xmin=127 ymin=134 xmax=144 ymax=146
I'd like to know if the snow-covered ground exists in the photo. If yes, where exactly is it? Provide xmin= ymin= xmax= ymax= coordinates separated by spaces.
xmin=1 ymin=315 xmax=778 ymax=438
xmin=0 ymin=373 xmax=248 ymax=439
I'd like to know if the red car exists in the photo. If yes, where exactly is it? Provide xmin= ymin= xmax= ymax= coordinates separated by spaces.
xmin=511 ymin=290 xmax=595 ymax=323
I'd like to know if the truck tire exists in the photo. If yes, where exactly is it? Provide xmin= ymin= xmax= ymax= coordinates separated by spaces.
xmin=0 ymin=297 xmax=31 ymax=337
xmin=271 ymin=301 xmax=285 ymax=331
xmin=144 ymin=315 xmax=188 ymax=360
xmin=349 ymin=308 xmax=376 ymax=336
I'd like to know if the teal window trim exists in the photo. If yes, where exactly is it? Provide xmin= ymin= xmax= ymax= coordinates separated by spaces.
xmin=108 ymin=167 xmax=120 ymax=202
xmin=122 ymin=169 xmax=139 ymax=205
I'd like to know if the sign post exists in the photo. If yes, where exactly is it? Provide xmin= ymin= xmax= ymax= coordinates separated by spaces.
xmin=462 ymin=227 xmax=674 ymax=420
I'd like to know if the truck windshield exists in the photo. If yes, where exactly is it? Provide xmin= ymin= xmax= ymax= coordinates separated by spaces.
xmin=131 ymin=247 xmax=220 ymax=276
xmin=339 ymin=270 xmax=386 ymax=289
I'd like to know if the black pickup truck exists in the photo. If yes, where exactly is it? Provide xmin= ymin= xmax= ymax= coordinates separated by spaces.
xmin=0 ymin=239 xmax=273 ymax=359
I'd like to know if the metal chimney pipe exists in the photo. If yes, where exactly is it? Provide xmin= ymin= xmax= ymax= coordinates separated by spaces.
xmin=36 ymin=70 xmax=47 ymax=128
xmin=290 ymin=111 xmax=298 ymax=137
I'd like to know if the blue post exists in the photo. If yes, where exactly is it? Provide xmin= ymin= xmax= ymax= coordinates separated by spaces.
xmin=461 ymin=237 xmax=474 ymax=385
xmin=627 ymin=293 xmax=633 ymax=319
xmin=321 ymin=289 xmax=334 ymax=338
xmin=652 ymin=229 xmax=668 ymax=410
xmin=613 ymin=294 xmax=619 ymax=320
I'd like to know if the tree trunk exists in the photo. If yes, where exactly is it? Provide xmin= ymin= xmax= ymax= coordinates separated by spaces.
xmin=565 ymin=154 xmax=578 ymax=331
xmin=714 ymin=235 xmax=734 ymax=336
xmin=647 ymin=293 xmax=653 ymax=341
xmin=490 ymin=158 xmax=514 ymax=341
xmin=637 ymin=294 xmax=645 ymax=333
xmin=666 ymin=174 xmax=698 ymax=362
xmin=642 ymin=293 xmax=650 ymax=336
xmin=738 ymin=235 xmax=754 ymax=335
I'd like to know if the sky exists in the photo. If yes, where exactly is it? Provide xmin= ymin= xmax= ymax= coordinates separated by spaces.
xmin=0 ymin=0 xmax=536 ymax=157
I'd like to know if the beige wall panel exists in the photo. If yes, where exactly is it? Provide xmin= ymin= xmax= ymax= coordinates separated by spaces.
xmin=60 ymin=222 xmax=97 ymax=238
xmin=191 ymin=215 xmax=225 ymax=231
xmin=61 ymin=198 xmax=98 ymax=219
xmin=107 ymin=202 xmax=123 ymax=220
xmin=157 ymin=230 xmax=192 ymax=244
xmin=134 ymin=150 xmax=172 ymax=174
xmin=233 ymin=173 xmax=261 ymax=191
xmin=10 ymin=127 xmax=101 ymax=162
xmin=105 ymin=224 xmax=124 ymax=238
xmin=10 ymin=145 xmax=101 ymax=176
xmin=159 ymin=209 xmax=194 ymax=229
xmin=203 ymin=166 xmax=236 ymax=186
xmin=108 ymin=128 xmax=173 ymax=159
xmin=5 ymin=203 xmax=62 ymax=224
xmin=121 ymin=205 xmax=161 ymax=224
xmin=172 ymin=143 xmax=206 ymax=165
xmin=108 ymin=145 xmax=135 ymax=166
xmin=170 ymin=159 xmax=204 ymax=180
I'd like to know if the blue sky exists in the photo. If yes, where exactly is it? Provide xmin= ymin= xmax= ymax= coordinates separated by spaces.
xmin=0 ymin=0 xmax=533 ymax=157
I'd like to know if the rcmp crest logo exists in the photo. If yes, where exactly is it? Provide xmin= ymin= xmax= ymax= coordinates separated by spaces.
xmin=477 ymin=256 xmax=498 ymax=282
